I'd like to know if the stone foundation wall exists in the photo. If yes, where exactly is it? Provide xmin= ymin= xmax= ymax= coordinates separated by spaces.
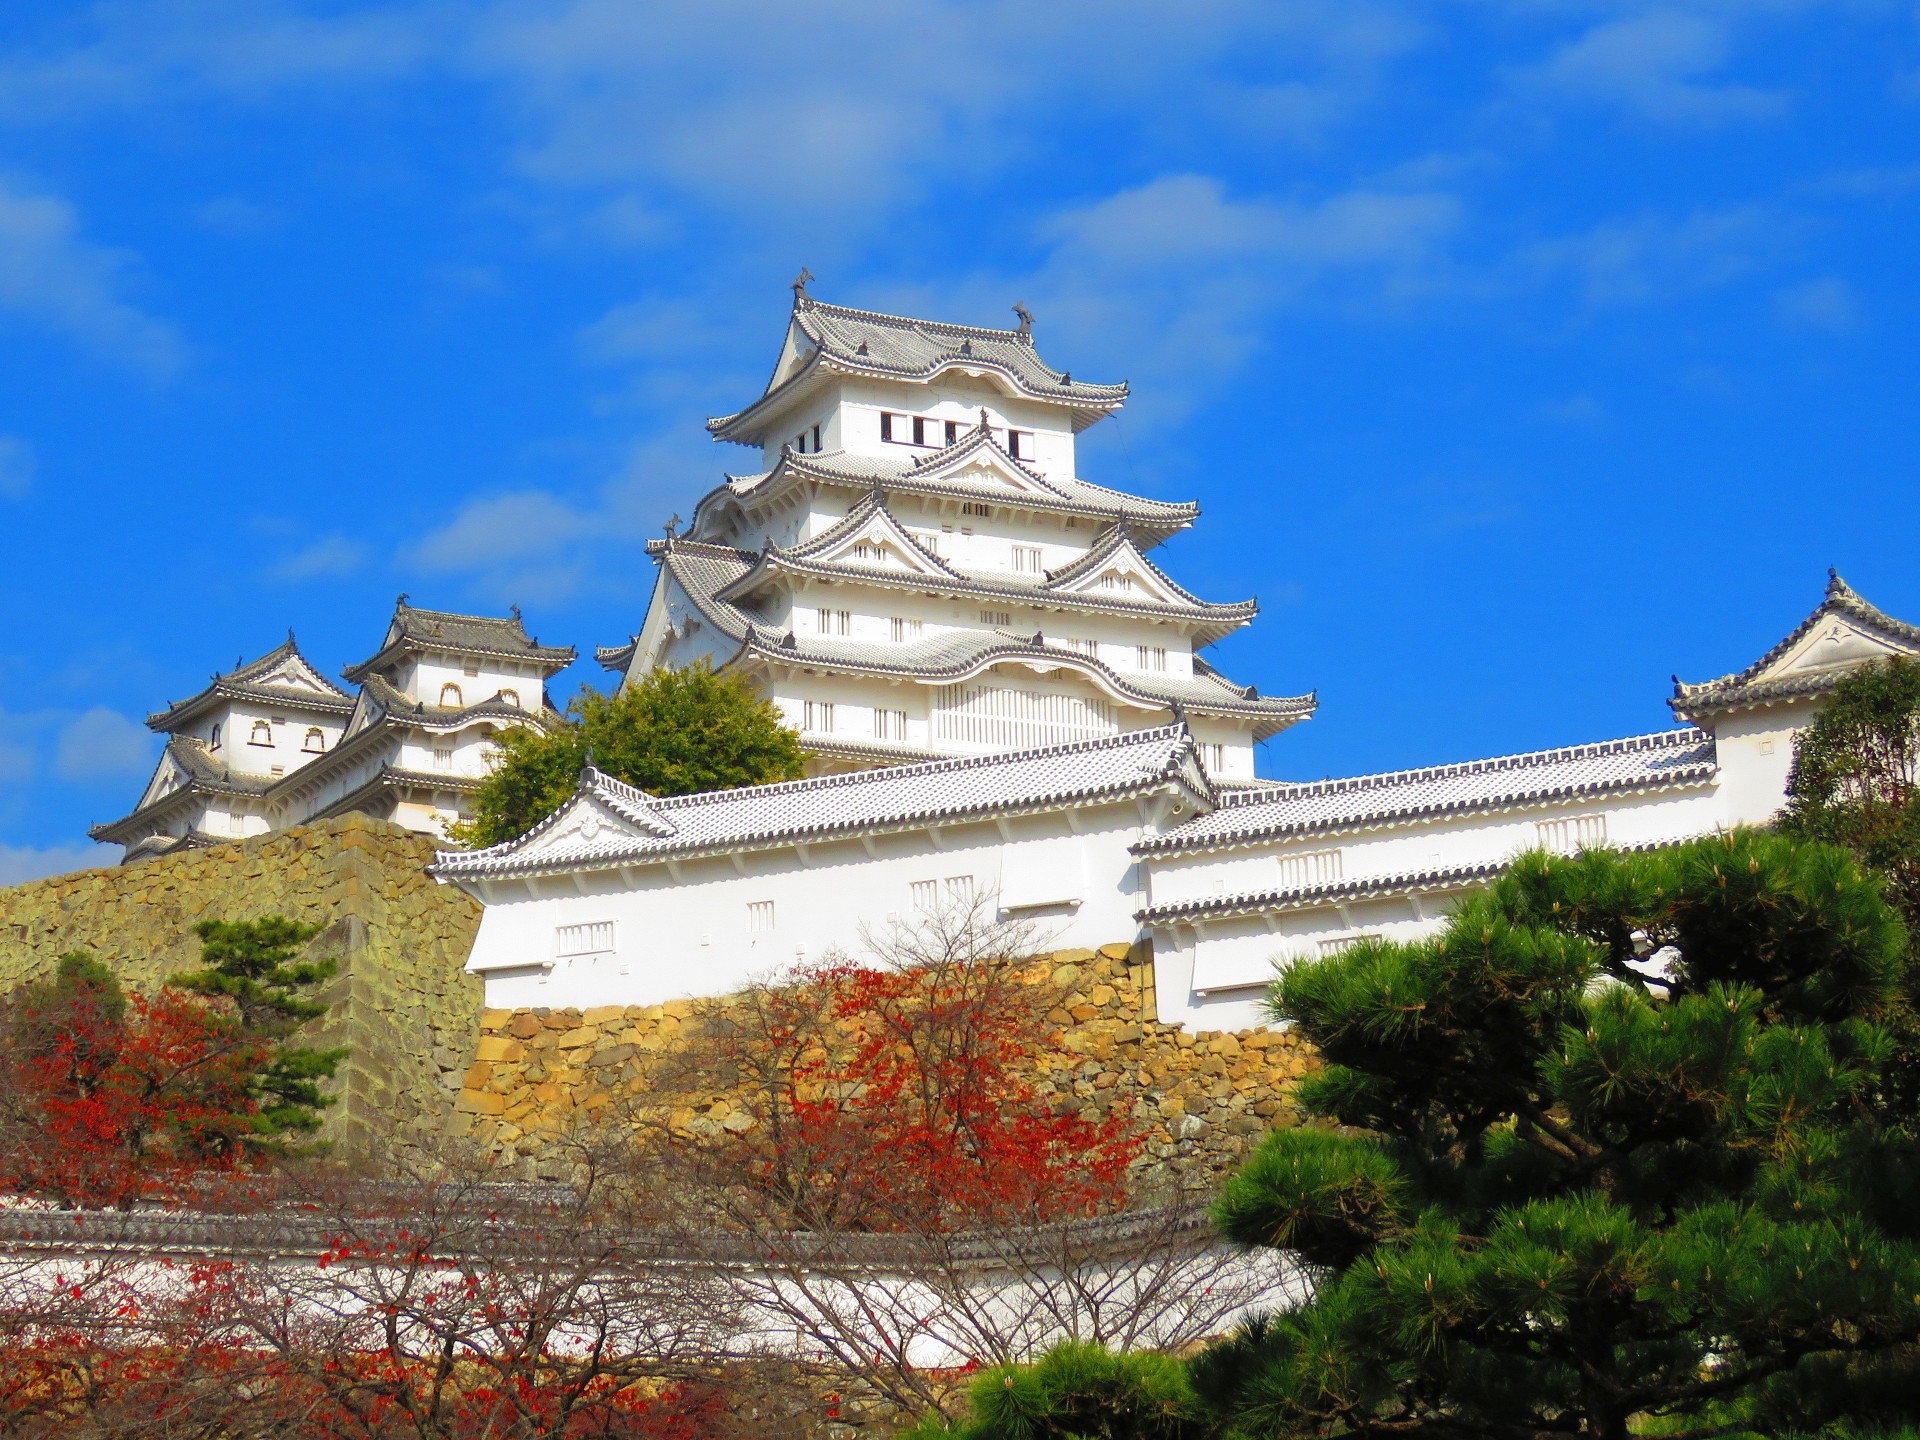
xmin=0 ymin=816 xmax=484 ymax=1156
xmin=457 ymin=941 xmax=1316 ymax=1187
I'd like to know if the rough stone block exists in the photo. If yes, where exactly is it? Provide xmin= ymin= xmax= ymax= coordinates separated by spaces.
xmin=456 ymin=1089 xmax=505 ymax=1116
xmin=473 ymin=1036 xmax=525 ymax=1064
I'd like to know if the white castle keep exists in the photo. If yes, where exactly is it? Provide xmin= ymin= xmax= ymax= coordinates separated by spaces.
xmin=93 ymin=602 xmax=575 ymax=860
xmin=595 ymin=282 xmax=1311 ymax=781
xmin=427 ymin=289 xmax=1920 ymax=1032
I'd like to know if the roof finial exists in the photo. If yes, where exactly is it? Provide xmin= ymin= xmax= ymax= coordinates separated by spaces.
xmin=509 ymin=603 xmax=522 ymax=622
xmin=791 ymin=267 xmax=815 ymax=306
xmin=978 ymin=407 xmax=991 ymax=431
xmin=1012 ymin=302 xmax=1033 ymax=336
xmin=287 ymin=627 xmax=296 ymax=644
xmin=396 ymin=592 xmax=410 ymax=610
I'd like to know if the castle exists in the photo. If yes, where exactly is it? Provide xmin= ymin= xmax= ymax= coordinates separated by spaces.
xmin=98 ymin=287 xmax=1920 ymax=1033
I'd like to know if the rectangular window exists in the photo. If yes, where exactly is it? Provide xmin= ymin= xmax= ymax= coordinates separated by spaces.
xmin=1135 ymin=645 xmax=1167 ymax=672
xmin=943 ymin=875 xmax=974 ymax=907
xmin=815 ymin=607 xmax=851 ymax=636
xmin=889 ymin=616 xmax=923 ymax=643
xmin=1317 ymin=933 xmax=1378 ymax=956
xmin=802 ymin=700 xmax=836 ymax=732
xmin=979 ymin=609 xmax=1013 ymax=627
xmin=944 ymin=419 xmax=961 ymax=445
xmin=746 ymin=901 xmax=775 ymax=934
xmin=911 ymin=879 xmax=940 ymax=914
xmin=961 ymin=501 xmax=990 ymax=518
xmin=432 ymin=742 xmax=455 ymax=772
xmin=811 ymin=423 xmax=821 ymax=452
xmin=1007 ymin=429 xmax=1032 ymax=460
xmin=556 ymin=921 xmax=615 ymax=957
xmin=1537 ymin=815 xmax=1608 ymax=853
xmin=873 ymin=708 xmax=908 ymax=740
xmin=911 ymin=415 xmax=931 ymax=446
xmin=912 ymin=529 xmax=941 ymax=557
xmin=881 ymin=411 xmax=899 ymax=443
xmin=1200 ymin=742 xmax=1227 ymax=774
xmin=1277 ymin=848 xmax=1344 ymax=891
xmin=851 ymin=542 xmax=884 ymax=564
xmin=1065 ymin=637 xmax=1100 ymax=658
xmin=1012 ymin=544 xmax=1043 ymax=573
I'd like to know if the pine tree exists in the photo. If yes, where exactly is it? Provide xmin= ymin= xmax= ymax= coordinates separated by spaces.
xmin=1188 ymin=829 xmax=1920 ymax=1439
xmin=448 ymin=663 xmax=808 ymax=848
xmin=175 ymin=916 xmax=346 ymax=1145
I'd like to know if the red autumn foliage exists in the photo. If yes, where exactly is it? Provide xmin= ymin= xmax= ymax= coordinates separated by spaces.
xmin=0 ymin=958 xmax=270 ymax=1208
xmin=687 ymin=935 xmax=1142 ymax=1232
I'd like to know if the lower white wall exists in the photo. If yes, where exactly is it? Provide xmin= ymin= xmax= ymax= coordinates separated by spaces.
xmin=466 ymin=802 xmax=1154 ymax=1011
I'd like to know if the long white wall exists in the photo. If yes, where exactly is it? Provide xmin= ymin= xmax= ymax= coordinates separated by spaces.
xmin=466 ymin=801 xmax=1156 ymax=1011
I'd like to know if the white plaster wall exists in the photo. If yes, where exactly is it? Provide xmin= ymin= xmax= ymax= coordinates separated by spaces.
xmin=766 ymin=377 xmax=1083 ymax=480
xmin=466 ymin=805 xmax=1153 ymax=1011
xmin=210 ymin=699 xmax=347 ymax=781
xmin=1704 ymin=705 xmax=1813 ymax=826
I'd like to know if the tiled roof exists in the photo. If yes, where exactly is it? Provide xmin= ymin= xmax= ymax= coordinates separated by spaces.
xmin=357 ymin=674 xmax=560 ymax=732
xmin=1671 ymin=572 xmax=1920 ymax=721
xmin=708 ymin=298 xmax=1127 ymax=443
xmin=434 ymin=723 xmax=1212 ymax=881
xmin=1137 ymin=859 xmax=1511 ymax=926
xmin=1135 ymin=728 xmax=1718 ymax=856
xmin=700 ymin=444 xmax=1197 ymax=535
xmin=344 ymin=601 xmax=576 ymax=683
xmin=147 ymin=635 xmax=355 ymax=731
xmin=88 ymin=738 xmax=273 ymax=844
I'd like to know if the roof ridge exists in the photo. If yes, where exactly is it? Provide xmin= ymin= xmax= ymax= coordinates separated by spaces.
xmin=648 ymin=722 xmax=1191 ymax=814
xmin=1228 ymin=728 xmax=1710 ymax=807
xmin=803 ymin=299 xmax=1034 ymax=345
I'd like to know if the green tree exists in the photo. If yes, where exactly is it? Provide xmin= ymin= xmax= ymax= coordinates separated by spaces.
xmin=1782 ymin=656 xmax=1920 ymax=1118
xmin=449 ymin=663 xmax=808 ymax=848
xmin=904 ymin=1342 xmax=1206 ymax=1440
xmin=1186 ymin=830 xmax=1920 ymax=1439
xmin=175 ymin=916 xmax=346 ymax=1145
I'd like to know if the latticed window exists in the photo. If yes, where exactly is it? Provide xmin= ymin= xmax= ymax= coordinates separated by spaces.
xmin=889 ymin=617 xmax=923 ymax=643
xmin=911 ymin=880 xmax=939 ymax=914
xmin=1064 ymin=637 xmax=1100 ymax=658
xmin=555 ymin=921 xmax=614 ymax=957
xmin=1537 ymin=815 xmax=1608 ymax=853
xmin=440 ymin=683 xmax=463 ymax=707
xmin=1012 ymin=545 xmax=1043 ymax=573
xmin=873 ymin=708 xmax=908 ymax=741
xmin=1277 ymin=848 xmax=1343 ymax=891
xmin=302 ymin=727 xmax=326 ymax=754
xmin=962 ymin=502 xmax=991 ymax=518
xmin=746 ymin=901 xmax=775 ymax=934
xmin=979 ymin=609 xmax=1013 ymax=627
xmin=1318 ymin=933 xmax=1379 ymax=956
xmin=851 ymin=542 xmax=885 ymax=563
xmin=802 ymin=700 xmax=835 ymax=733
xmin=1200 ymin=742 xmax=1226 ymax=773
xmin=933 ymin=682 xmax=1117 ymax=749
xmin=815 ymin=608 xmax=851 ymax=636
xmin=248 ymin=720 xmax=272 ymax=746
xmin=1135 ymin=645 xmax=1167 ymax=672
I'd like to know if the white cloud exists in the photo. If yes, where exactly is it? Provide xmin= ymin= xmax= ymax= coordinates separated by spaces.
xmin=193 ymin=195 xmax=285 ymax=235
xmin=1775 ymin=276 xmax=1861 ymax=332
xmin=1518 ymin=10 xmax=1783 ymax=124
xmin=404 ymin=489 xmax=600 ymax=603
xmin=267 ymin=533 xmax=368 ymax=583
xmin=0 ymin=842 xmax=110 ymax=887
xmin=1520 ymin=205 xmax=1790 ymax=306
xmin=0 ymin=434 xmax=32 ymax=498
xmin=0 ymin=177 xmax=183 ymax=373
xmin=54 ymin=707 xmax=155 ymax=782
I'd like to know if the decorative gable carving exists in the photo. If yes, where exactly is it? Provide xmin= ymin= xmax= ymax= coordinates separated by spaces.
xmin=1045 ymin=535 xmax=1188 ymax=607
xmin=1761 ymin=616 xmax=1910 ymax=683
xmin=512 ymin=777 xmax=678 ymax=863
xmin=804 ymin=504 xmax=954 ymax=578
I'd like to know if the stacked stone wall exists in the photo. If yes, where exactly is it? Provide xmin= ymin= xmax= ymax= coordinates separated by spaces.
xmin=458 ymin=941 xmax=1317 ymax=1187
xmin=0 ymin=816 xmax=483 ymax=1155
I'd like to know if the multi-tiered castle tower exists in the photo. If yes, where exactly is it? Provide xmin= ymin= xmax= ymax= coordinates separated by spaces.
xmin=597 ymin=283 xmax=1313 ymax=780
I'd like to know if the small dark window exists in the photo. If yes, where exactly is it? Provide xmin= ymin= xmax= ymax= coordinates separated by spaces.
xmin=944 ymin=419 xmax=960 ymax=445
xmin=209 ymin=723 xmax=222 ymax=751
xmin=1008 ymin=430 xmax=1032 ymax=460
xmin=911 ymin=416 xmax=929 ymax=446
xmin=881 ymin=412 xmax=899 ymax=443
xmin=811 ymin=423 xmax=821 ymax=451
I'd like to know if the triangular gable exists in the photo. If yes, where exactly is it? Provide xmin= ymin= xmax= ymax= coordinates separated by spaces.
xmin=136 ymin=744 xmax=202 ymax=810
xmin=786 ymin=495 xmax=960 ymax=578
xmin=905 ymin=427 xmax=1065 ymax=499
xmin=246 ymin=650 xmax=346 ymax=698
xmin=1044 ymin=532 xmax=1195 ymax=607
xmin=486 ymin=770 xmax=678 ymax=864
xmin=1752 ymin=609 xmax=1915 ymax=686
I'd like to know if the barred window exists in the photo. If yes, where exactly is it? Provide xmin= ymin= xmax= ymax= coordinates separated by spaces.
xmin=1012 ymin=545 xmax=1043 ymax=573
xmin=874 ymin=708 xmax=908 ymax=741
xmin=746 ymin=901 xmax=775 ymax=934
xmin=556 ymin=921 xmax=614 ymax=957
xmin=1135 ymin=645 xmax=1167 ymax=672
xmin=1537 ymin=815 xmax=1608 ymax=853
xmin=1277 ymin=848 xmax=1343 ymax=890
xmin=802 ymin=700 xmax=836 ymax=733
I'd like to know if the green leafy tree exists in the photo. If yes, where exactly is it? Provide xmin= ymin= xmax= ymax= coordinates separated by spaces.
xmin=904 ymin=1342 xmax=1206 ymax=1440
xmin=1182 ymin=830 xmax=1920 ymax=1440
xmin=1782 ymin=656 xmax=1920 ymax=1118
xmin=174 ymin=916 xmax=346 ymax=1145
xmin=449 ymin=663 xmax=808 ymax=848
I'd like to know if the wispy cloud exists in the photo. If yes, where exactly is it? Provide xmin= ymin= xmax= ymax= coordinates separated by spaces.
xmin=1775 ymin=276 xmax=1861 ymax=333
xmin=54 ymin=707 xmax=154 ymax=782
xmin=0 ymin=435 xmax=32 ymax=498
xmin=192 ymin=195 xmax=284 ymax=235
xmin=267 ymin=534 xmax=368 ymax=583
xmin=1516 ymin=10 xmax=1784 ymax=124
xmin=403 ymin=490 xmax=600 ymax=604
xmin=0 ymin=842 xmax=108 ymax=886
xmin=0 ymin=176 xmax=182 ymax=373
xmin=1520 ymin=205 xmax=1792 ymax=307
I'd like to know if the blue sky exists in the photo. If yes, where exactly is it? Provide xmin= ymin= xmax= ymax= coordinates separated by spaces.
xmin=1 ymin=1 xmax=1917 ymax=883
